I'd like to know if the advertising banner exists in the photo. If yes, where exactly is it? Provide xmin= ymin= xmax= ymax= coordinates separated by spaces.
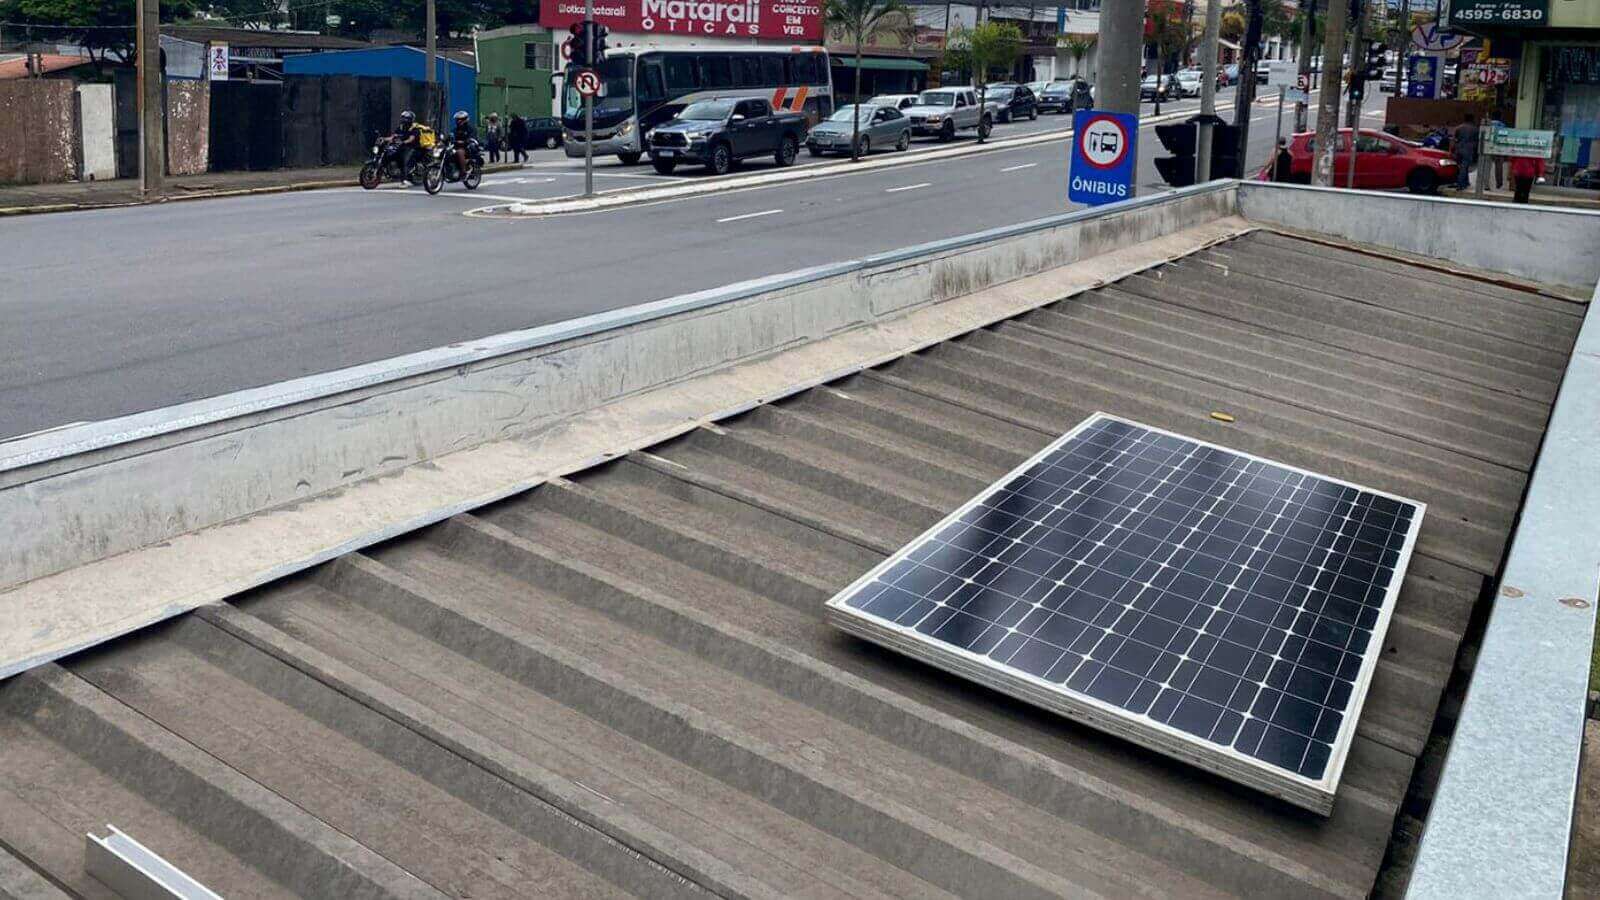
xmin=540 ymin=0 xmax=824 ymax=42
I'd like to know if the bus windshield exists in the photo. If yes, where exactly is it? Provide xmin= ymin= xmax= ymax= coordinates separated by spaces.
xmin=562 ymin=56 xmax=635 ymax=122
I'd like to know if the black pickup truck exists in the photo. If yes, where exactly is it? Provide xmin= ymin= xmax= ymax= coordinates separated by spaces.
xmin=647 ymin=97 xmax=807 ymax=176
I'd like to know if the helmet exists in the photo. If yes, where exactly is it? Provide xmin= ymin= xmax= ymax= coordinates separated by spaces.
xmin=399 ymin=110 xmax=415 ymax=126
xmin=454 ymin=110 xmax=468 ymax=121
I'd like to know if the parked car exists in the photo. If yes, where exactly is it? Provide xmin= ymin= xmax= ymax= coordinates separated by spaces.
xmin=867 ymin=93 xmax=919 ymax=111
xmin=805 ymin=104 xmax=911 ymax=156
xmin=1216 ymin=63 xmax=1240 ymax=87
xmin=1173 ymin=69 xmax=1204 ymax=97
xmin=984 ymin=84 xmax=1038 ymax=122
xmin=1255 ymin=60 xmax=1272 ymax=83
xmin=1036 ymin=80 xmax=1074 ymax=113
xmin=526 ymin=116 xmax=564 ymax=150
xmin=903 ymin=88 xmax=993 ymax=141
xmin=1256 ymin=128 xmax=1458 ymax=193
xmin=647 ymin=97 xmax=807 ymax=176
xmin=1140 ymin=75 xmax=1180 ymax=102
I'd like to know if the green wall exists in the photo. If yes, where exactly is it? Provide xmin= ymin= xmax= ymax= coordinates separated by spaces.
xmin=477 ymin=28 xmax=555 ymax=121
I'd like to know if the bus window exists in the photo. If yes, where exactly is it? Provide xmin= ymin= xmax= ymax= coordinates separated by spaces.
xmin=663 ymin=55 xmax=698 ymax=92
xmin=639 ymin=59 xmax=666 ymax=104
xmin=699 ymin=55 xmax=732 ymax=89
xmin=761 ymin=56 xmax=786 ymax=87
xmin=733 ymin=55 xmax=763 ymax=88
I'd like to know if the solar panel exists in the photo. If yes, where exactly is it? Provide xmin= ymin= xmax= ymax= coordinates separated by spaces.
xmin=825 ymin=413 xmax=1423 ymax=814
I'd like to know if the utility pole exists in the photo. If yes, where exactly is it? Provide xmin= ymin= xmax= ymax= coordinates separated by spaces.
xmin=1294 ymin=0 xmax=1319 ymax=132
xmin=1096 ymin=0 xmax=1144 ymax=114
xmin=136 ymin=0 xmax=163 ymax=198
xmin=1344 ymin=0 xmax=1367 ymax=189
xmin=425 ymin=0 xmax=437 ymax=85
xmin=1312 ymin=0 xmax=1350 ymax=184
xmin=1231 ymin=0 xmax=1264 ymax=177
xmin=1196 ymin=0 xmax=1223 ymax=182
xmin=1394 ymin=0 xmax=1409 ymax=95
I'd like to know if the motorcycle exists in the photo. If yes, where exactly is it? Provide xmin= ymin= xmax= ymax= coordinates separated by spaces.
xmin=359 ymin=136 xmax=430 ymax=190
xmin=434 ymin=137 xmax=484 ymax=191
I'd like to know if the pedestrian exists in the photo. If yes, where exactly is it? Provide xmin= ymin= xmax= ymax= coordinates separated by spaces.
xmin=1452 ymin=113 xmax=1478 ymax=190
xmin=509 ymin=114 xmax=530 ymax=163
xmin=1487 ymin=114 xmax=1508 ymax=191
xmin=484 ymin=114 xmax=504 ymax=163
xmin=1272 ymin=137 xmax=1294 ymax=182
xmin=1510 ymin=153 xmax=1545 ymax=204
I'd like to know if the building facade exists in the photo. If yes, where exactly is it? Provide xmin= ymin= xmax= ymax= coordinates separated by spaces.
xmin=475 ymin=25 xmax=556 ymax=120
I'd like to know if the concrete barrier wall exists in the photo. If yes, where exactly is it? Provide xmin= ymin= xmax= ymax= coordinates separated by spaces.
xmin=165 ymin=80 xmax=210 ymax=177
xmin=0 ymin=183 xmax=1237 ymax=590
xmin=77 ymin=84 xmax=116 ymax=181
xmin=1236 ymin=181 xmax=1600 ymax=293
xmin=0 ymin=80 xmax=76 ymax=184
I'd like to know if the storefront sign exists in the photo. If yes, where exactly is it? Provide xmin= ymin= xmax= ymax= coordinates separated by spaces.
xmin=1407 ymin=54 xmax=1442 ymax=98
xmin=1412 ymin=22 xmax=1466 ymax=52
xmin=1447 ymin=0 xmax=1549 ymax=27
xmin=540 ymin=0 xmax=823 ymax=41
xmin=1466 ymin=58 xmax=1513 ymax=85
xmin=1485 ymin=127 xmax=1556 ymax=158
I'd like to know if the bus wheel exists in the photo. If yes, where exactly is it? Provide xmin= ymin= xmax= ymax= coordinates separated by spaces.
xmin=652 ymin=158 xmax=677 ymax=175
xmin=617 ymin=151 xmax=642 ymax=165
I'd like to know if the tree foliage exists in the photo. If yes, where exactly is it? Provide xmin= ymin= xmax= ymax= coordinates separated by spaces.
xmin=944 ymin=20 xmax=1023 ymax=84
xmin=0 ymin=0 xmax=196 ymax=61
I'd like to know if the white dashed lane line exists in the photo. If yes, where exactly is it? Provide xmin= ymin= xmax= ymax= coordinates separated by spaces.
xmin=1001 ymin=163 xmax=1038 ymax=172
xmin=884 ymin=182 xmax=932 ymax=193
xmin=715 ymin=208 xmax=784 ymax=223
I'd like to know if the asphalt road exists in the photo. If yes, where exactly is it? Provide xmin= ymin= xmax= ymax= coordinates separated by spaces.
xmin=0 ymin=87 xmax=1382 ymax=441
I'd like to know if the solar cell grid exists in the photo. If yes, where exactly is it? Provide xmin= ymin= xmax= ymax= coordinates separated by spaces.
xmin=827 ymin=414 xmax=1423 ymax=813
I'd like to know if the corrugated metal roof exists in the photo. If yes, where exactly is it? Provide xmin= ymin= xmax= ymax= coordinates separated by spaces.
xmin=0 ymin=231 xmax=1581 ymax=899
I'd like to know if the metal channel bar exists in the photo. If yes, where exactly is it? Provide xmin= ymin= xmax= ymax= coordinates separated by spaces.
xmin=85 ymin=825 xmax=221 ymax=900
xmin=1407 ymin=279 xmax=1600 ymax=898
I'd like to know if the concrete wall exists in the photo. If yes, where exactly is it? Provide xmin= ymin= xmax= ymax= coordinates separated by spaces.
xmin=0 ymin=80 xmax=76 ymax=184
xmin=165 ymin=80 xmax=210 ymax=176
xmin=0 ymin=183 xmax=1237 ymax=591
xmin=76 ymin=84 xmax=115 ymax=181
xmin=1236 ymin=182 xmax=1600 ymax=293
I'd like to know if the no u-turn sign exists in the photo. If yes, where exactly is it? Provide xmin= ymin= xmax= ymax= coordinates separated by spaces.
xmin=1069 ymin=109 xmax=1138 ymax=207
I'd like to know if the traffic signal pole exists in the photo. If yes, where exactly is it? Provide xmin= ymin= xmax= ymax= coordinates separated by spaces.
xmin=1196 ymin=0 xmax=1222 ymax=182
xmin=584 ymin=0 xmax=595 ymax=198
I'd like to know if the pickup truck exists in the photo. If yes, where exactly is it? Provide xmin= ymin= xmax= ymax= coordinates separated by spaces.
xmin=647 ymin=97 xmax=807 ymax=176
xmin=901 ymin=89 xmax=993 ymax=142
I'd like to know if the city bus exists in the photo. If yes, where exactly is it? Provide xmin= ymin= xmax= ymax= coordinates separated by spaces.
xmin=561 ymin=46 xmax=833 ymax=164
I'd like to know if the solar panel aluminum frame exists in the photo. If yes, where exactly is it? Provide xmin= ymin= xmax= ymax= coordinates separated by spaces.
xmin=824 ymin=412 xmax=1425 ymax=815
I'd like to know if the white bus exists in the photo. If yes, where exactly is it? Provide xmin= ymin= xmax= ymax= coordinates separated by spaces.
xmin=562 ymin=46 xmax=832 ymax=164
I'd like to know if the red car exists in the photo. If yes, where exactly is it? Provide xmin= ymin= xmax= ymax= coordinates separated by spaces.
xmin=1257 ymin=128 xmax=1458 ymax=193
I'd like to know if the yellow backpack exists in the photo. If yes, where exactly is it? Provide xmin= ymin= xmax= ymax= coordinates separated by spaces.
xmin=416 ymin=125 xmax=437 ymax=149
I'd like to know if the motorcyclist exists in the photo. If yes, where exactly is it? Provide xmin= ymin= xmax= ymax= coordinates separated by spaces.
xmin=451 ymin=110 xmax=476 ymax=180
xmin=391 ymin=110 xmax=427 ymax=180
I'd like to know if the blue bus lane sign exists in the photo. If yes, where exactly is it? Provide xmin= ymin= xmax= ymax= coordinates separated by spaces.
xmin=1069 ymin=109 xmax=1138 ymax=207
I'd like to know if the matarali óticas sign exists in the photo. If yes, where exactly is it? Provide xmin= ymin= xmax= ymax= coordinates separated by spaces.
xmin=540 ymin=0 xmax=823 ymax=41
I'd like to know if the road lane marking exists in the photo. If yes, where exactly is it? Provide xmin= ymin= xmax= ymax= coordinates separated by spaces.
xmin=885 ymin=182 xmax=931 ymax=193
xmin=1001 ymin=163 xmax=1037 ymax=172
xmin=715 ymin=208 xmax=784 ymax=223
xmin=371 ymin=191 xmax=538 ymax=203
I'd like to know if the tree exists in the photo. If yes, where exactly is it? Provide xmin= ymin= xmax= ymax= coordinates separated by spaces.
xmin=945 ymin=20 xmax=1021 ymax=142
xmin=1145 ymin=3 xmax=1195 ymax=114
xmin=824 ymin=0 xmax=914 ymax=161
xmin=0 ymin=0 xmax=196 ymax=66
xmin=1221 ymin=9 xmax=1247 ymax=42
xmin=1058 ymin=32 xmax=1096 ymax=79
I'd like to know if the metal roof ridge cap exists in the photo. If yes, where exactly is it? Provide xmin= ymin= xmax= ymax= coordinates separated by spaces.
xmin=1406 ymin=277 xmax=1600 ymax=900
xmin=0 ymin=183 xmax=1237 ymax=474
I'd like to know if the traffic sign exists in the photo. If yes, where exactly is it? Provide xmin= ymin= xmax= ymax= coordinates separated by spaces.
xmin=1296 ymin=74 xmax=1309 ymax=92
xmin=1069 ymin=109 xmax=1138 ymax=207
xmin=574 ymin=69 xmax=601 ymax=98
xmin=1266 ymin=60 xmax=1297 ymax=88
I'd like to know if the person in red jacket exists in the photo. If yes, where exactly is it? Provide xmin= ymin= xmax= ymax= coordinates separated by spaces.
xmin=1510 ymin=154 xmax=1546 ymax=204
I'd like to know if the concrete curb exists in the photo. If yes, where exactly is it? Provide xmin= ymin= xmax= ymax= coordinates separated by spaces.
xmin=0 ymin=163 xmax=526 ymax=217
xmin=497 ymin=109 xmax=1199 ymax=217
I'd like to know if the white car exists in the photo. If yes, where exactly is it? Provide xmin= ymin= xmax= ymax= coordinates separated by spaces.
xmin=866 ymin=94 xmax=919 ymax=111
xmin=1174 ymin=70 xmax=1204 ymax=97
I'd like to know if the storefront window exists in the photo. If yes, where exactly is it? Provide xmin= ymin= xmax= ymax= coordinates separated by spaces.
xmin=1539 ymin=45 xmax=1600 ymax=189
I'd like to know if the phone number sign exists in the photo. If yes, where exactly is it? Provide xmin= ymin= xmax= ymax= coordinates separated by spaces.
xmin=1448 ymin=0 xmax=1547 ymax=27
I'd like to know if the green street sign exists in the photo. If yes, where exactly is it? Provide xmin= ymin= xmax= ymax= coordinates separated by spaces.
xmin=1485 ymin=127 xmax=1556 ymax=158
xmin=1449 ymin=0 xmax=1549 ymax=27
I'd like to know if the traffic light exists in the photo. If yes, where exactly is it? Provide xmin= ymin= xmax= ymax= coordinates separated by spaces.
xmin=567 ymin=23 xmax=588 ymax=68
xmin=591 ymin=24 xmax=609 ymax=64
xmin=1362 ymin=41 xmax=1385 ymax=83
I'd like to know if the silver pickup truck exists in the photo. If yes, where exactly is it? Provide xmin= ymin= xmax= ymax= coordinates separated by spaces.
xmin=901 ymin=88 xmax=994 ymax=142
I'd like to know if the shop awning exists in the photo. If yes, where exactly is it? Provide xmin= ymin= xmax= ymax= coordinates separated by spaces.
xmin=831 ymin=56 xmax=930 ymax=73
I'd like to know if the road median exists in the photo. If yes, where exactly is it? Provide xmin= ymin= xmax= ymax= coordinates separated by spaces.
xmin=490 ymin=108 xmax=1199 ymax=217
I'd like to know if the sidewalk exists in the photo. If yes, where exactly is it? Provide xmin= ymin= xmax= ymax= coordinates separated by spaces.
xmin=0 ymin=162 xmax=524 ymax=216
xmin=1441 ymin=181 xmax=1600 ymax=211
